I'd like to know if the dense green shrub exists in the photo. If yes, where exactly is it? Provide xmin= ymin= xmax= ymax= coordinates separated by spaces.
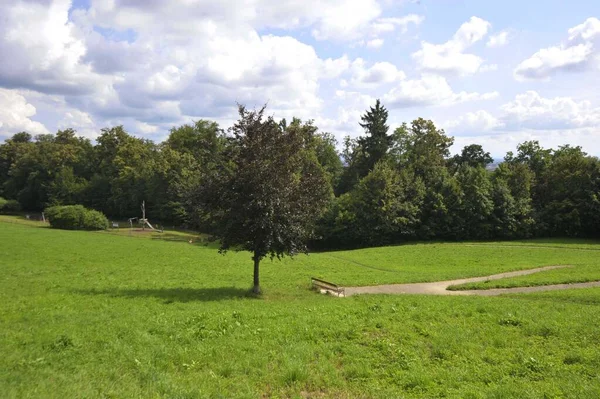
xmin=0 ymin=197 xmax=21 ymax=213
xmin=45 ymin=205 xmax=109 ymax=231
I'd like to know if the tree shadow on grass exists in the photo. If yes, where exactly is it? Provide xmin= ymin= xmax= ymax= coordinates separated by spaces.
xmin=76 ymin=286 xmax=254 ymax=303
xmin=150 ymin=233 xmax=221 ymax=248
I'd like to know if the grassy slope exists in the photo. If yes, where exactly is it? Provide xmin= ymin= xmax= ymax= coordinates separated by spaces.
xmin=2 ymin=220 xmax=600 ymax=398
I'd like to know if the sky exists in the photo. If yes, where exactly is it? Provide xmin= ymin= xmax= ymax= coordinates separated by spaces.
xmin=0 ymin=0 xmax=599 ymax=157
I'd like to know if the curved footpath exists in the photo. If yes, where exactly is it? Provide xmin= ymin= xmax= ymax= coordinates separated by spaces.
xmin=343 ymin=265 xmax=600 ymax=297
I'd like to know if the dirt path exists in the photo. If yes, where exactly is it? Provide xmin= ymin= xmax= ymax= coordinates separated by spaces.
xmin=343 ymin=265 xmax=600 ymax=297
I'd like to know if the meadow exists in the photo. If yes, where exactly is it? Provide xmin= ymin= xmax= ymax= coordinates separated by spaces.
xmin=2 ymin=216 xmax=600 ymax=398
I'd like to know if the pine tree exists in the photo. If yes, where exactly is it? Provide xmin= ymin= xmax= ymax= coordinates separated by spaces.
xmin=356 ymin=99 xmax=391 ymax=178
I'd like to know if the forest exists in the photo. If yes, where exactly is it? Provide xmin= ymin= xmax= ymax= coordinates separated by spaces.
xmin=1 ymin=100 xmax=599 ymax=249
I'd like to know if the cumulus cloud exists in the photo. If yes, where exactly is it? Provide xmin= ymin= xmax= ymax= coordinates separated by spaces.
xmin=366 ymin=38 xmax=385 ymax=49
xmin=334 ymin=90 xmax=376 ymax=107
xmin=500 ymin=90 xmax=600 ymax=130
xmin=486 ymin=31 xmax=510 ymax=48
xmin=514 ymin=17 xmax=600 ymax=80
xmin=310 ymin=0 xmax=383 ymax=40
xmin=452 ymin=128 xmax=600 ymax=158
xmin=369 ymin=14 xmax=425 ymax=35
xmin=412 ymin=16 xmax=494 ymax=75
xmin=356 ymin=14 xmax=424 ymax=48
xmin=0 ymin=89 xmax=49 ymax=137
xmin=0 ymin=0 xmax=363 ymax=137
xmin=57 ymin=109 xmax=98 ymax=138
xmin=346 ymin=59 xmax=405 ymax=88
xmin=383 ymin=74 xmax=499 ymax=108
xmin=568 ymin=17 xmax=600 ymax=41
xmin=0 ymin=1 xmax=113 ymax=95
xmin=445 ymin=90 xmax=600 ymax=139
xmin=445 ymin=110 xmax=503 ymax=134
xmin=90 ymin=0 xmax=386 ymax=42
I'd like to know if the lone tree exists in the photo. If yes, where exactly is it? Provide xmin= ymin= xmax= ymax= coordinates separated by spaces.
xmin=197 ymin=105 xmax=332 ymax=294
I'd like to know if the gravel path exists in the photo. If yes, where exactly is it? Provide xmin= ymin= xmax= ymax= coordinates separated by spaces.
xmin=343 ymin=265 xmax=600 ymax=297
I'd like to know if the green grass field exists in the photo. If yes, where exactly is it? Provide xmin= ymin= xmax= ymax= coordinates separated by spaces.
xmin=2 ymin=216 xmax=600 ymax=398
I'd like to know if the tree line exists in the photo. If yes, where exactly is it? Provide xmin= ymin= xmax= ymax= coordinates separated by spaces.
xmin=1 ymin=100 xmax=599 ymax=249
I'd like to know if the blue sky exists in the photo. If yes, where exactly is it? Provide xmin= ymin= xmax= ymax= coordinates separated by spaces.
xmin=0 ymin=0 xmax=599 ymax=157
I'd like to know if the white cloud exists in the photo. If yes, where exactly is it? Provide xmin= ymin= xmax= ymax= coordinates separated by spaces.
xmin=366 ymin=38 xmax=385 ymax=49
xmin=90 ymin=0 xmax=383 ymax=42
xmin=134 ymin=121 xmax=160 ymax=134
xmin=369 ymin=14 xmax=425 ymax=35
xmin=317 ymin=101 xmax=373 ymax=142
xmin=500 ymin=90 xmax=600 ymax=130
xmin=347 ymin=59 xmax=405 ymax=88
xmin=515 ymin=17 xmax=600 ymax=80
xmin=445 ymin=110 xmax=502 ymax=134
xmin=0 ymin=89 xmax=49 ymax=137
xmin=2 ymin=0 xmax=598 ymax=159
xmin=0 ymin=1 xmax=113 ymax=95
xmin=309 ymin=0 xmax=383 ymax=40
xmin=514 ymin=43 xmax=594 ymax=80
xmin=568 ymin=17 xmax=600 ymax=41
xmin=334 ymin=90 xmax=376 ymax=107
xmin=452 ymin=128 xmax=600 ymax=158
xmin=412 ymin=16 xmax=493 ymax=75
xmin=321 ymin=55 xmax=352 ymax=78
xmin=0 ymin=0 xmax=358 ymax=136
xmin=480 ymin=64 xmax=498 ymax=72
xmin=446 ymin=90 xmax=600 ymax=138
xmin=58 ymin=109 xmax=98 ymax=139
xmin=448 ymin=92 xmax=600 ymax=155
xmin=486 ymin=31 xmax=510 ymax=48
xmin=356 ymin=14 xmax=424 ymax=48
xmin=383 ymin=74 xmax=499 ymax=108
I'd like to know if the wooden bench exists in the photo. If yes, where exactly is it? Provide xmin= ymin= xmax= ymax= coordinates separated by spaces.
xmin=311 ymin=277 xmax=345 ymax=297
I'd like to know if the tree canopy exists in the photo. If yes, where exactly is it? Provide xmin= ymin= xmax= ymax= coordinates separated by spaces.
xmin=1 ymin=99 xmax=599 ymax=260
xmin=191 ymin=106 xmax=332 ymax=293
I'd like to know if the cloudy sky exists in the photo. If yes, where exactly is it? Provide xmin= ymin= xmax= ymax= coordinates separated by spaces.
xmin=0 ymin=0 xmax=599 ymax=157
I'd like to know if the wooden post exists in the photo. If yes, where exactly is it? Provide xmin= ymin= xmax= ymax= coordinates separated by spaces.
xmin=141 ymin=201 xmax=145 ymax=231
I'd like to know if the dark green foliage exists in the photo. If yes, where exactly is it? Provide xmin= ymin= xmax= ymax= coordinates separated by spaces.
xmin=2 ymin=100 xmax=600 ymax=248
xmin=356 ymin=99 xmax=392 ymax=176
xmin=455 ymin=165 xmax=494 ymax=239
xmin=45 ymin=205 xmax=109 ymax=230
xmin=0 ymin=197 xmax=21 ymax=213
xmin=391 ymin=118 xmax=454 ymax=177
xmin=538 ymin=146 xmax=600 ymax=237
xmin=192 ymin=106 xmax=332 ymax=292
xmin=338 ymin=100 xmax=392 ymax=194
xmin=491 ymin=163 xmax=535 ymax=238
xmin=449 ymin=144 xmax=494 ymax=172
xmin=311 ymin=131 xmax=343 ymax=188
xmin=0 ymin=129 xmax=94 ymax=210
xmin=158 ymin=121 xmax=229 ymax=226
xmin=505 ymin=142 xmax=600 ymax=238
xmin=416 ymin=167 xmax=464 ymax=240
xmin=319 ymin=162 xmax=424 ymax=248
xmin=89 ymin=126 xmax=158 ymax=217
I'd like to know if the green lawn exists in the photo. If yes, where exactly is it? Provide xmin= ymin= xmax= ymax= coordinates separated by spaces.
xmin=2 ymin=219 xmax=600 ymax=398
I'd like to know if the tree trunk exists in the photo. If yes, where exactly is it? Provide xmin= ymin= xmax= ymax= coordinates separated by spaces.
xmin=252 ymin=252 xmax=261 ymax=294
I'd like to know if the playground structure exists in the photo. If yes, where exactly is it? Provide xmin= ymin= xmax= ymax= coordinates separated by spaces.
xmin=124 ymin=201 xmax=163 ymax=233
xmin=139 ymin=201 xmax=156 ymax=230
